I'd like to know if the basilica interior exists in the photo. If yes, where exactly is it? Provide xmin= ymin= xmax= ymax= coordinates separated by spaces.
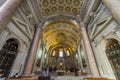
xmin=0 ymin=0 xmax=120 ymax=80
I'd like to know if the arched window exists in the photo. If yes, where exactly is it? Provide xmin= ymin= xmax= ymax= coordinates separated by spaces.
xmin=66 ymin=50 xmax=70 ymax=56
xmin=45 ymin=53 xmax=47 ymax=59
xmin=105 ymin=38 xmax=120 ymax=79
xmin=53 ymin=50 xmax=56 ymax=56
xmin=76 ymin=54 xmax=78 ymax=59
xmin=38 ymin=46 xmax=42 ymax=58
xmin=0 ymin=38 xmax=18 ymax=76
xmin=59 ymin=49 xmax=63 ymax=57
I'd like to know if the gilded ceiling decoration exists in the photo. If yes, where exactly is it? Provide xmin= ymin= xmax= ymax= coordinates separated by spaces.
xmin=38 ymin=0 xmax=83 ymax=17
xmin=42 ymin=20 xmax=81 ymax=54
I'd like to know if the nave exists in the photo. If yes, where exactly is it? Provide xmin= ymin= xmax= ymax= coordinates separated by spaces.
xmin=0 ymin=0 xmax=120 ymax=80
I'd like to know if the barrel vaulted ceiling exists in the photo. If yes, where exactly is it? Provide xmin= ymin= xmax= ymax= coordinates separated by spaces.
xmin=42 ymin=20 xmax=81 ymax=53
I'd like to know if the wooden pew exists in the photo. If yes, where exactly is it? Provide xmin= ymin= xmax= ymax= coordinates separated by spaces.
xmin=38 ymin=76 xmax=50 ymax=80
xmin=84 ymin=78 xmax=115 ymax=80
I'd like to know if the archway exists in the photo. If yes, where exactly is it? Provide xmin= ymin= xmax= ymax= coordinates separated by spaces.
xmin=0 ymin=38 xmax=18 ymax=77
xmin=33 ymin=20 xmax=82 ymax=76
xmin=105 ymin=38 xmax=120 ymax=79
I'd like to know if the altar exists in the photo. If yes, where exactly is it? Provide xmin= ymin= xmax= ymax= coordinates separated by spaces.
xmin=56 ymin=70 xmax=65 ymax=76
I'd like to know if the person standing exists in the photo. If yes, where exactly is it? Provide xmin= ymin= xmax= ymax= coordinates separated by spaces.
xmin=41 ymin=68 xmax=47 ymax=77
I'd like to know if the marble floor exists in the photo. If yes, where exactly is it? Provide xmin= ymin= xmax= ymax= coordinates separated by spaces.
xmin=49 ymin=72 xmax=90 ymax=80
xmin=51 ymin=76 xmax=84 ymax=80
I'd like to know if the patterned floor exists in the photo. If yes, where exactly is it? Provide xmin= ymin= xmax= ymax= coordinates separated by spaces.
xmin=51 ymin=76 xmax=83 ymax=80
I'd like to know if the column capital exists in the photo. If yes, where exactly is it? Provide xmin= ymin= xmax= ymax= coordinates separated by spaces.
xmin=80 ymin=21 xmax=87 ymax=29
xmin=80 ymin=22 xmax=86 ymax=31
xmin=38 ymin=23 xmax=43 ymax=28
xmin=80 ymin=21 xmax=85 ymax=27
xmin=35 ymin=23 xmax=43 ymax=32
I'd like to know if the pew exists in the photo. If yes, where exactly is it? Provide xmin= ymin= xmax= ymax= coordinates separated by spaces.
xmin=38 ymin=76 xmax=50 ymax=80
xmin=84 ymin=78 xmax=115 ymax=80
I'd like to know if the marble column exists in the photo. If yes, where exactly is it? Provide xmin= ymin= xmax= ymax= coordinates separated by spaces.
xmin=81 ymin=22 xmax=99 ymax=77
xmin=23 ymin=26 xmax=41 ymax=75
xmin=0 ymin=0 xmax=23 ymax=32
xmin=102 ymin=0 xmax=120 ymax=25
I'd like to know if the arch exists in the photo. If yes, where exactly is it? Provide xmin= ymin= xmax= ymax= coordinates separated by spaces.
xmin=5 ymin=35 xmax=23 ymax=52
xmin=105 ymin=38 xmax=120 ymax=79
xmin=0 ymin=38 xmax=19 ymax=77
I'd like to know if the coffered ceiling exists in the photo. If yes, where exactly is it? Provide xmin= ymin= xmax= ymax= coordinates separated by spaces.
xmin=37 ymin=0 xmax=83 ymax=17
